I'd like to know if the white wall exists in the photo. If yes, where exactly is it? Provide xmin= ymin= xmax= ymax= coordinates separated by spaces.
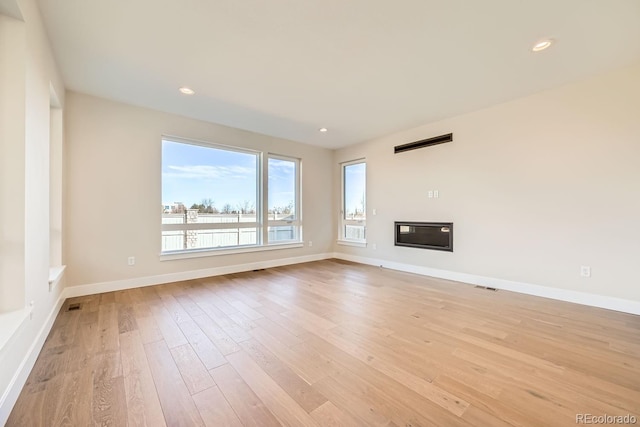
xmin=49 ymin=101 xmax=63 ymax=267
xmin=334 ymin=63 xmax=640 ymax=304
xmin=64 ymin=92 xmax=334 ymax=288
xmin=0 ymin=12 xmax=26 ymax=313
xmin=0 ymin=0 xmax=66 ymax=422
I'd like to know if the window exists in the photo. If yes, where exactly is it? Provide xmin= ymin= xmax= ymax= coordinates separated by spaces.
xmin=268 ymin=156 xmax=300 ymax=243
xmin=161 ymin=137 xmax=301 ymax=254
xmin=340 ymin=160 xmax=366 ymax=244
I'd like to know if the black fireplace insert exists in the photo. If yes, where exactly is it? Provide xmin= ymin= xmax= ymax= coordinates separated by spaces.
xmin=394 ymin=221 xmax=453 ymax=252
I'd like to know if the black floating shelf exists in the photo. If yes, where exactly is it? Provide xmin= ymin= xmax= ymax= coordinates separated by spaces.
xmin=394 ymin=133 xmax=452 ymax=154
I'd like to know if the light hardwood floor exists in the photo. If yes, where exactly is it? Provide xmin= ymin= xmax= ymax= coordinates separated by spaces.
xmin=7 ymin=259 xmax=640 ymax=426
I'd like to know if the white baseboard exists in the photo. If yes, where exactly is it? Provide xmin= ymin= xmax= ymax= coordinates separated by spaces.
xmin=65 ymin=252 xmax=334 ymax=298
xmin=333 ymin=252 xmax=640 ymax=315
xmin=0 ymin=291 xmax=66 ymax=425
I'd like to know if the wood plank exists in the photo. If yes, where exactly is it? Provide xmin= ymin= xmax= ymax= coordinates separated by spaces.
xmin=175 ymin=294 xmax=206 ymax=317
xmin=252 ymin=327 xmax=339 ymax=384
xmin=310 ymin=401 xmax=362 ymax=427
xmin=230 ymin=300 xmax=264 ymax=320
xmin=92 ymin=352 xmax=127 ymax=426
xmin=149 ymin=303 xmax=188 ymax=348
xmin=118 ymin=304 xmax=138 ymax=334
xmin=133 ymin=301 xmax=153 ymax=319
xmin=313 ymin=327 xmax=470 ymax=416
xmin=159 ymin=293 xmax=191 ymax=323
xmin=192 ymin=386 xmax=243 ymax=427
xmin=53 ymin=365 xmax=94 ymax=426
xmin=120 ymin=330 xmax=167 ymax=426
xmin=6 ymin=390 xmax=46 ymax=427
xmin=178 ymin=319 xmax=227 ymax=370
xmin=24 ymin=345 xmax=70 ymax=393
xmin=203 ymin=309 xmax=252 ymax=343
xmin=253 ymin=316 xmax=307 ymax=347
xmin=136 ymin=314 xmax=164 ymax=344
xmin=209 ymin=364 xmax=281 ymax=427
xmin=97 ymin=302 xmax=120 ymax=352
xmin=313 ymin=375 xmax=391 ymax=426
xmin=45 ymin=310 xmax=81 ymax=348
xmin=240 ymin=339 xmax=328 ymax=412
xmin=144 ymin=340 xmax=204 ymax=426
xmin=306 ymin=335 xmax=472 ymax=427
xmin=226 ymin=350 xmax=319 ymax=427
xmin=197 ymin=286 xmax=238 ymax=315
xmin=192 ymin=314 xmax=240 ymax=355
xmin=100 ymin=292 xmax=116 ymax=304
xmin=170 ymin=344 xmax=216 ymax=395
xmin=67 ymin=318 xmax=99 ymax=373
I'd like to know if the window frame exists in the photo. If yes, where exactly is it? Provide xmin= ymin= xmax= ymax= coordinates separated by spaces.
xmin=265 ymin=153 xmax=302 ymax=245
xmin=160 ymin=136 xmax=303 ymax=258
xmin=338 ymin=159 xmax=367 ymax=246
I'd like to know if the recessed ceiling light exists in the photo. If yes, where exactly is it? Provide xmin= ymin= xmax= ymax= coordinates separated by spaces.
xmin=532 ymin=39 xmax=554 ymax=52
xmin=319 ymin=127 xmax=328 ymax=133
xmin=179 ymin=87 xmax=195 ymax=95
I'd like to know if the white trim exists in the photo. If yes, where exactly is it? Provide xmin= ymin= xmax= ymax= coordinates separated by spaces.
xmin=48 ymin=265 xmax=66 ymax=292
xmin=0 ymin=308 xmax=30 ymax=359
xmin=336 ymin=239 xmax=367 ymax=248
xmin=0 ymin=292 xmax=66 ymax=426
xmin=161 ymin=222 xmax=259 ymax=231
xmin=332 ymin=252 xmax=640 ymax=315
xmin=67 ymin=252 xmax=333 ymax=298
xmin=160 ymin=242 xmax=304 ymax=261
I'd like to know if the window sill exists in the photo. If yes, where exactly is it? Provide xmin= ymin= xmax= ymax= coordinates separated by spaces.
xmin=0 ymin=307 xmax=30 ymax=357
xmin=49 ymin=265 xmax=66 ymax=292
xmin=337 ymin=239 xmax=367 ymax=248
xmin=160 ymin=242 xmax=304 ymax=261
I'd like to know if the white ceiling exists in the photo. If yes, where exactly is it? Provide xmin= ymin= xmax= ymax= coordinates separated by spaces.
xmin=37 ymin=0 xmax=640 ymax=149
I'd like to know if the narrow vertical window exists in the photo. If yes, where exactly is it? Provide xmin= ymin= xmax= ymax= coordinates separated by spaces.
xmin=341 ymin=160 xmax=366 ymax=244
xmin=267 ymin=155 xmax=300 ymax=243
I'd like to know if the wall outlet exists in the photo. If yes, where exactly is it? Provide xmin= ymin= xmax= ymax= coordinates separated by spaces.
xmin=434 ymin=190 xmax=439 ymax=198
xmin=128 ymin=256 xmax=135 ymax=266
xmin=308 ymin=241 xmax=313 ymax=247
xmin=372 ymin=243 xmax=377 ymax=250
xmin=29 ymin=301 xmax=34 ymax=320
xmin=427 ymin=190 xmax=433 ymax=198
xmin=372 ymin=208 xmax=377 ymax=216
xmin=580 ymin=265 xmax=591 ymax=277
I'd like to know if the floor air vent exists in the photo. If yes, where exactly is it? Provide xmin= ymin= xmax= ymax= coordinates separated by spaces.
xmin=475 ymin=286 xmax=498 ymax=292
xmin=66 ymin=303 xmax=82 ymax=311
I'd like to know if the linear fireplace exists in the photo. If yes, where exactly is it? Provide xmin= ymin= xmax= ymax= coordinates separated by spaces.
xmin=394 ymin=221 xmax=453 ymax=252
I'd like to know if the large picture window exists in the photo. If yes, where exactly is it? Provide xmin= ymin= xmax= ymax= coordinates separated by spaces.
xmin=161 ymin=137 xmax=301 ymax=254
xmin=340 ymin=160 xmax=366 ymax=244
